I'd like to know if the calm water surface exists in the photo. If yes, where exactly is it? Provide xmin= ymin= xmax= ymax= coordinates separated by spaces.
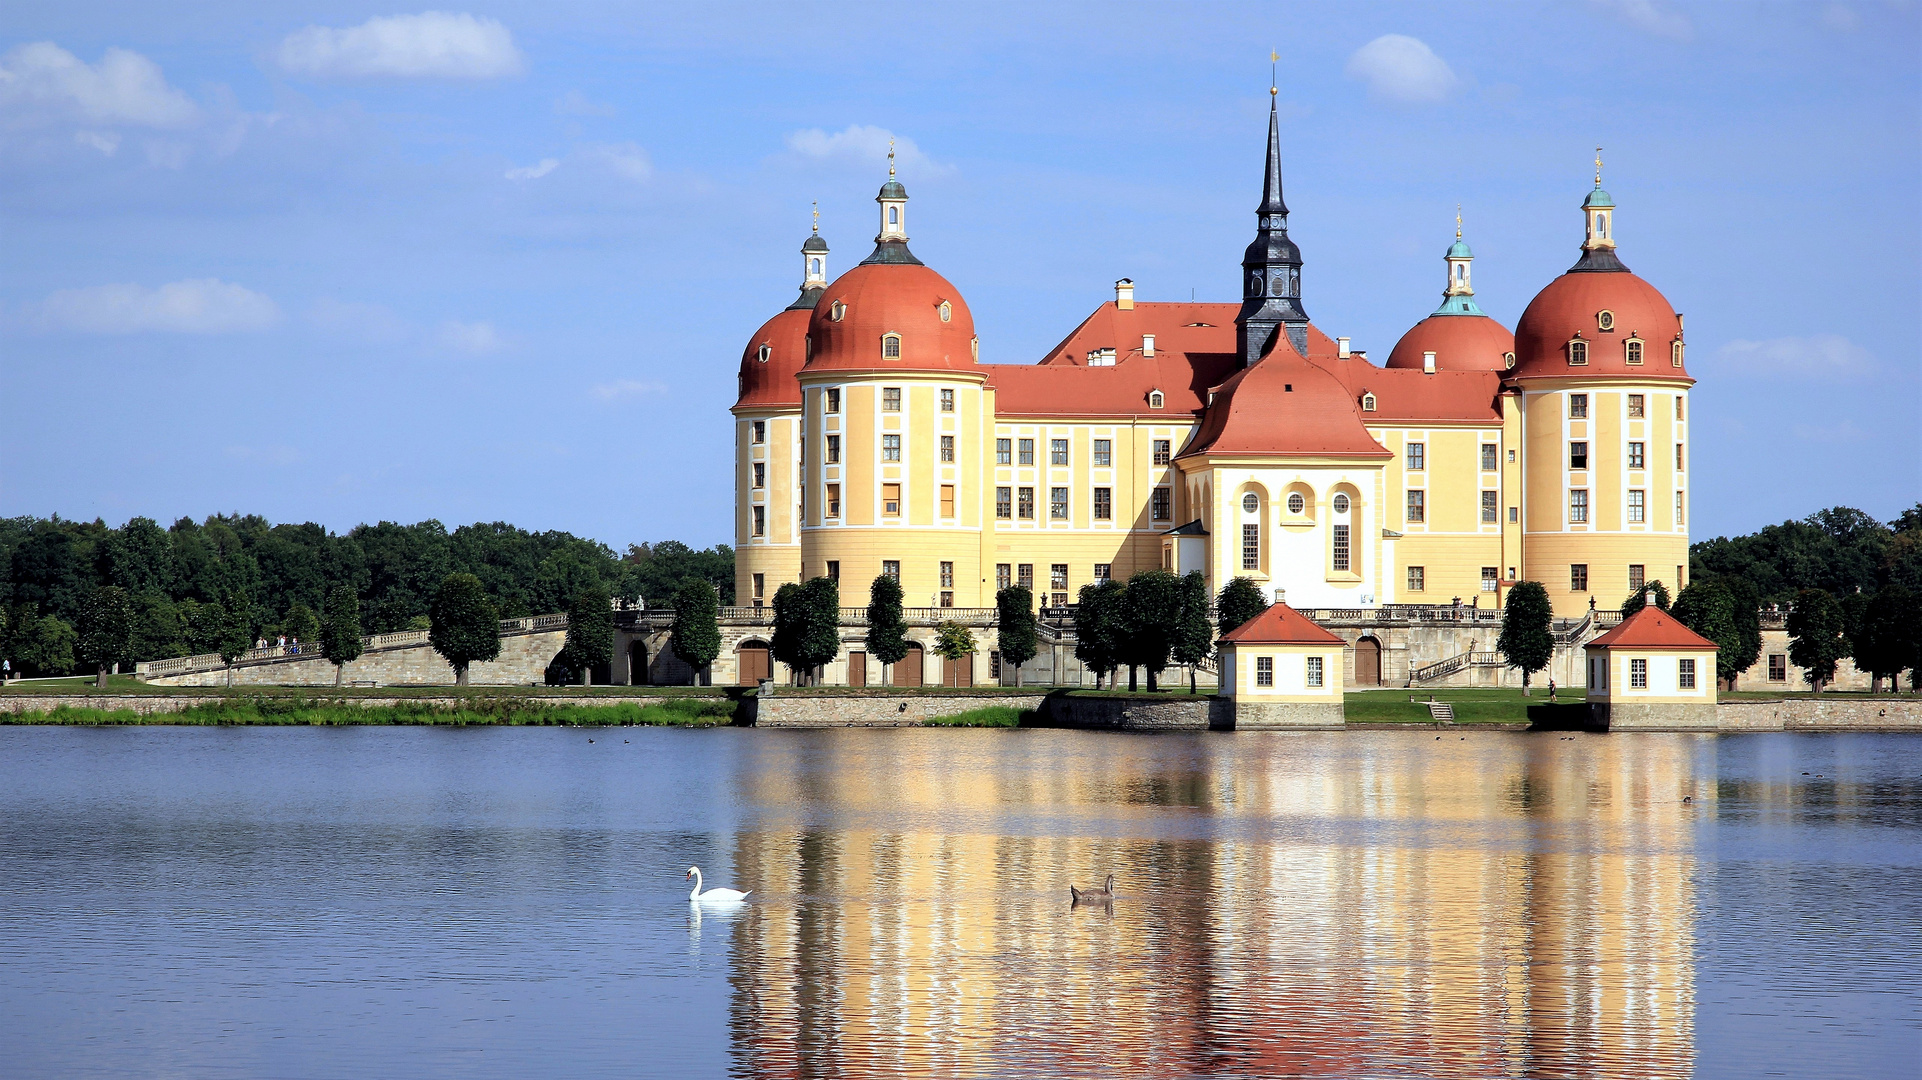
xmin=1 ymin=727 xmax=1916 ymax=1078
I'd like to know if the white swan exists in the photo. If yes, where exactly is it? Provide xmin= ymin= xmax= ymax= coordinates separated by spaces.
xmin=686 ymin=865 xmax=750 ymax=904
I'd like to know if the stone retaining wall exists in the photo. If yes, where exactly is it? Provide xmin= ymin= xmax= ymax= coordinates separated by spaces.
xmin=1040 ymin=696 xmax=1221 ymax=731
xmin=1715 ymin=698 xmax=1922 ymax=731
xmin=0 ymin=694 xmax=711 ymax=717
xmin=750 ymin=694 xmax=1047 ymax=728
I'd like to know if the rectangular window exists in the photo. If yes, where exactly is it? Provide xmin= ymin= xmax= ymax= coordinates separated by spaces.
xmin=941 ymin=484 xmax=955 ymax=518
xmin=1481 ymin=443 xmax=1498 ymax=472
xmin=1679 ymin=658 xmax=1697 ymax=690
xmin=1050 ymin=439 xmax=1069 ymax=466
xmin=1151 ymin=487 xmax=1172 ymax=521
xmin=1050 ymin=487 xmax=1069 ymax=520
xmin=882 ymin=483 xmax=902 ymax=516
xmin=1242 ymin=524 xmax=1260 ymax=569
xmin=990 ymin=651 xmax=1001 ymax=679
xmin=752 ymin=462 xmax=765 ymax=489
xmin=1153 ymin=439 xmax=1171 ymax=466
xmin=826 ymin=561 xmax=839 ymax=583
xmin=996 ymin=438 xmax=1011 ymax=465
xmin=1255 ymin=656 xmax=1274 ymax=687
xmin=940 ymin=388 xmax=955 ymax=412
xmin=940 ymin=435 xmax=955 ymax=462
xmin=1093 ymin=487 xmax=1112 ymax=520
xmin=1569 ymin=489 xmax=1589 ymax=523
xmin=1017 ymin=564 xmax=1033 ymax=590
xmin=882 ymin=560 xmax=900 ymax=580
xmin=1482 ymin=567 xmax=1498 ymax=592
xmin=1405 ymin=489 xmax=1425 ymax=524
xmin=1093 ymin=439 xmax=1112 ymax=467
xmin=996 ymin=486 xmax=1012 ymax=519
xmin=1676 ymin=492 xmax=1686 ymax=525
xmin=1676 ymin=397 xmax=1685 ymax=420
xmin=827 ymin=483 xmax=841 ymax=518
xmin=752 ymin=505 xmax=766 ymax=536
xmin=799 ymin=436 xmax=806 ymax=468
xmin=1571 ymin=564 xmax=1589 ymax=591
xmin=1569 ymin=393 xmax=1588 ymax=419
xmin=1509 ymin=506 xmax=1519 ymax=524
xmin=1569 ymin=340 xmax=1588 ymax=365
xmin=826 ymin=434 xmax=840 ymax=463
xmin=1629 ymin=489 xmax=1646 ymax=523
xmin=940 ymin=561 xmax=954 ymax=588
xmin=1051 ymin=564 xmax=1068 ymax=591
xmin=1630 ymin=658 xmax=1648 ymax=689
xmin=1569 ymin=442 xmax=1588 ymax=470
xmin=752 ymin=420 xmax=766 ymax=444
xmin=883 ymin=387 xmax=901 ymax=412
xmin=1629 ymin=564 xmax=1646 ymax=591
xmin=1628 ymin=393 xmax=1645 ymax=418
xmin=1627 ymin=342 xmax=1644 ymax=365
xmin=1481 ymin=490 xmax=1498 ymax=523
xmin=1407 ymin=442 xmax=1425 ymax=471
xmin=1332 ymin=524 xmax=1350 ymax=572
xmin=940 ymin=591 xmax=953 ymax=608
xmin=826 ymin=388 xmax=840 ymax=414
xmin=1093 ymin=563 xmax=1111 ymax=582
xmin=1628 ymin=441 xmax=1645 ymax=470
xmin=1018 ymin=487 xmax=1035 ymax=519
xmin=996 ymin=564 xmax=1012 ymax=589
xmin=1306 ymin=655 xmax=1324 ymax=688
xmin=1769 ymin=654 xmax=1787 ymax=681
xmin=882 ymin=434 xmax=901 ymax=462
xmin=1018 ymin=438 xmax=1034 ymax=465
xmin=753 ymin=573 xmax=764 ymax=600
xmin=1407 ymin=566 xmax=1425 ymax=591
xmin=1676 ymin=443 xmax=1685 ymax=470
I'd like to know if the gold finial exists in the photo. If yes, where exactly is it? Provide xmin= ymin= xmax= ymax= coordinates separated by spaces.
xmin=1270 ymin=49 xmax=1278 ymax=95
xmin=888 ymin=137 xmax=896 ymax=179
xmin=811 ymin=201 xmax=819 ymax=233
xmin=1594 ymin=146 xmax=1603 ymax=187
xmin=1456 ymin=204 xmax=1462 ymax=240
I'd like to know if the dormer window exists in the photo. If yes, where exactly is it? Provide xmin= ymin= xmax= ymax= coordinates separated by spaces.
xmin=882 ymin=333 xmax=902 ymax=359
xmin=1503 ymin=351 xmax=1517 ymax=369
xmin=1568 ymin=340 xmax=1589 ymax=366
xmin=1597 ymin=310 xmax=1615 ymax=332
xmin=1671 ymin=340 xmax=1684 ymax=367
xmin=829 ymin=300 xmax=846 ymax=322
xmin=1148 ymin=390 xmax=1164 ymax=409
xmin=971 ymin=337 xmax=979 ymax=361
xmin=1625 ymin=338 xmax=1645 ymax=365
xmin=938 ymin=300 xmax=952 ymax=323
xmin=1361 ymin=392 xmax=1377 ymax=412
xmin=756 ymin=344 xmax=771 ymax=363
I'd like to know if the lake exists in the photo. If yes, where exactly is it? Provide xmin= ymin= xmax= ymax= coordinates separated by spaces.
xmin=1 ymin=726 xmax=1916 ymax=1078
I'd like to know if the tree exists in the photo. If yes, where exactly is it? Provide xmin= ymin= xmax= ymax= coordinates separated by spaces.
xmin=866 ymin=574 xmax=910 ymax=678
xmin=1216 ymin=577 xmax=1267 ymax=639
xmin=1850 ymin=586 xmax=1917 ymax=693
xmin=1620 ymin=580 xmax=1671 ymax=616
xmin=560 ymin=584 xmax=614 ymax=686
xmin=1170 ymin=571 xmax=1214 ymax=693
xmin=1838 ymin=590 xmax=1872 ymax=662
xmin=995 ymin=585 xmax=1037 ymax=686
xmin=321 ymin=584 xmax=364 ymax=687
xmin=794 ymin=576 xmax=842 ymax=684
xmin=935 ymin=621 xmax=976 ymax=667
xmin=1673 ymin=581 xmax=1744 ymax=690
xmin=1785 ymin=588 xmax=1847 ymax=692
xmin=1497 ymin=581 xmax=1554 ymax=694
xmin=128 ymin=594 xmax=186 ymax=664
xmin=769 ymin=582 xmax=806 ymax=684
xmin=1074 ymin=580 xmax=1126 ymax=689
xmin=218 ymin=590 xmax=254 ymax=687
xmin=1723 ymin=578 xmax=1764 ymax=691
xmin=669 ymin=580 xmax=721 ymax=685
xmin=17 ymin=612 xmax=76 ymax=677
xmin=429 ymin=573 xmax=500 ymax=686
xmin=75 ymin=586 xmax=134 ymax=688
xmin=283 ymin=602 xmax=320 ymax=650
xmin=1120 ymin=570 xmax=1183 ymax=692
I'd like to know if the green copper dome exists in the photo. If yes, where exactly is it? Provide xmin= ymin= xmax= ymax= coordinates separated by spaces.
xmin=1583 ymin=187 xmax=1615 ymax=209
xmin=1447 ymin=239 xmax=1473 ymax=259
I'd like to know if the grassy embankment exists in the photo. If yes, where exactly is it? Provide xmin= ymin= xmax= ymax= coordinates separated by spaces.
xmin=1342 ymin=687 xmax=1588 ymax=725
xmin=922 ymin=705 xmax=1037 ymax=727
xmin=0 ymin=696 xmax=736 ymax=727
xmin=0 ymin=678 xmax=728 ymax=700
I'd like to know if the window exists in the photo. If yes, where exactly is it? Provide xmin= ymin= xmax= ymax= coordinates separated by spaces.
xmin=1569 ymin=489 xmax=1589 ymax=523
xmin=1481 ymin=490 xmax=1498 ymax=523
xmin=1307 ymin=656 xmax=1324 ymax=687
xmin=757 ymin=344 xmax=771 ymax=363
xmin=1051 ymin=564 xmax=1068 ymax=591
xmin=882 ymin=434 xmax=901 ymax=462
xmin=1094 ymin=564 xmax=1111 ymax=582
xmin=996 ymin=438 xmax=1012 ymax=465
xmin=1050 ymin=487 xmax=1069 ymax=519
xmin=888 ymin=206 xmax=898 ymax=225
xmin=1407 ymin=442 xmax=1425 ymax=471
xmin=940 ymin=561 xmax=954 ymax=588
xmin=940 ymin=435 xmax=954 ymax=463
xmin=1481 ymin=443 xmax=1498 ymax=472
xmin=1407 ymin=566 xmax=1425 ymax=591
xmin=996 ymin=487 xmax=1012 ymax=519
xmin=1509 ymin=506 xmax=1518 ymax=523
xmin=1361 ymin=393 xmax=1377 ymax=412
xmin=1597 ymin=310 xmax=1615 ymax=331
xmin=1628 ymin=442 xmax=1645 ymax=470
xmin=1569 ymin=442 xmax=1588 ymax=470
xmin=1333 ymin=493 xmax=1350 ymax=513
xmin=826 ymin=389 xmax=840 ymax=413
xmin=1332 ymin=524 xmax=1350 ymax=572
xmin=1482 ymin=567 xmax=1499 ymax=592
xmin=1679 ymin=658 xmax=1697 ymax=690
xmin=1628 ymin=393 xmax=1645 ymax=419
xmin=882 ymin=560 xmax=900 ymax=579
xmin=883 ymin=387 xmax=901 ymax=412
xmin=1051 ymin=439 xmax=1069 ymax=466
xmin=826 ymin=561 xmax=838 ymax=583
xmin=1630 ymin=658 xmax=1648 ymax=689
xmin=1255 ymin=656 xmax=1274 ymax=687
xmin=1018 ymin=439 xmax=1034 ymax=465
xmin=827 ymin=484 xmax=841 ymax=517
xmin=1243 ymin=493 xmax=1259 ymax=514
xmin=1242 ymin=524 xmax=1260 ymax=569
xmin=1570 ymin=393 xmax=1588 ymax=419
xmin=882 ymin=483 xmax=902 ymax=516
xmin=1571 ymin=564 xmax=1589 ymax=591
xmin=1152 ymin=439 xmax=1171 ymax=465
xmin=1568 ymin=340 xmax=1589 ymax=365
xmin=940 ymin=592 xmax=953 ymax=608
xmin=1017 ymin=564 xmax=1034 ymax=590
xmin=1629 ymin=489 xmax=1646 ymax=523
xmin=940 ymin=388 xmax=954 ymax=412
xmin=1148 ymin=390 xmax=1164 ymax=409
xmin=1769 ymin=654 xmax=1787 ymax=681
xmin=1151 ymin=487 xmax=1172 ymax=521
xmin=1093 ymin=439 xmax=1112 ymax=467
xmin=753 ymin=573 xmax=764 ymax=601
xmin=830 ymin=300 xmax=846 ymax=321
xmin=1626 ymin=341 xmax=1644 ymax=366
xmin=939 ymin=300 xmax=952 ymax=323
xmin=1629 ymin=564 xmax=1646 ymax=591
xmin=1018 ymin=487 xmax=1035 ymax=519
xmin=826 ymin=435 xmax=840 ymax=463
xmin=1287 ymin=492 xmax=1305 ymax=515
xmin=996 ymin=564 xmax=1012 ymax=590
xmin=1676 ymin=492 xmax=1686 ymax=525
xmin=940 ymin=484 xmax=956 ymax=518
xmin=1675 ymin=396 xmax=1685 ymax=420
xmin=752 ymin=505 xmax=766 ymax=536
xmin=1675 ymin=444 xmax=1685 ymax=470
xmin=1672 ymin=341 xmax=1685 ymax=367
xmin=753 ymin=462 xmax=765 ymax=489
xmin=1405 ymin=490 xmax=1425 ymax=524
xmin=752 ymin=420 xmax=766 ymax=444
xmin=1094 ymin=487 xmax=1112 ymax=520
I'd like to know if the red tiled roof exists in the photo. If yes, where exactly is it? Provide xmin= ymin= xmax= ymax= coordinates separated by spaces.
xmin=801 ymin=262 xmax=979 ymax=374
xmin=733 ymin=307 xmax=809 ymax=409
xmin=1305 ymin=347 xmax=1503 ymax=425
xmin=1179 ymin=339 xmax=1392 ymax=459
xmin=1219 ymin=602 xmax=1347 ymax=646
xmin=1587 ymin=604 xmax=1718 ymax=650
xmin=1512 ymin=269 xmax=1691 ymax=382
xmin=1385 ymin=312 xmax=1515 ymax=372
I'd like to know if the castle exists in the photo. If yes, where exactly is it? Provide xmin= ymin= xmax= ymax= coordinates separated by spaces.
xmin=732 ymin=94 xmax=1693 ymax=680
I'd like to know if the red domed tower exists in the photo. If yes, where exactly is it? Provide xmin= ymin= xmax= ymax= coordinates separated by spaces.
xmin=1512 ymin=154 xmax=1693 ymax=616
xmin=1386 ymin=214 xmax=1515 ymax=372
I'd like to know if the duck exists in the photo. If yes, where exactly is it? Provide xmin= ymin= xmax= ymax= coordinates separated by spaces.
xmin=1071 ymin=873 xmax=1116 ymax=905
xmin=686 ymin=866 xmax=750 ymax=905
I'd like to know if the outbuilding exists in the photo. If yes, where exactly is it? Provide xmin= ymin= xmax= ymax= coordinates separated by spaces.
xmin=1584 ymin=595 xmax=1718 ymax=730
xmin=1217 ymin=603 xmax=1347 ymax=729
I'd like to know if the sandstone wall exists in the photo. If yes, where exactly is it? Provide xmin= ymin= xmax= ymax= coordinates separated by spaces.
xmin=0 ymin=692 xmax=714 ymax=717
xmin=751 ymin=693 xmax=1046 ymax=728
xmin=1715 ymin=697 xmax=1922 ymax=731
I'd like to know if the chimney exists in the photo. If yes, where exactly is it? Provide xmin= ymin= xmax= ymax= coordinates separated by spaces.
xmin=1422 ymin=350 xmax=1436 ymax=375
xmin=1142 ymin=334 xmax=1155 ymax=357
xmin=1337 ymin=336 xmax=1350 ymax=358
xmin=1115 ymin=278 xmax=1134 ymax=310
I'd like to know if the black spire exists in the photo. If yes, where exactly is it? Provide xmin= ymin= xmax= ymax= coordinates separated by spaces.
xmin=1235 ymin=94 xmax=1308 ymax=366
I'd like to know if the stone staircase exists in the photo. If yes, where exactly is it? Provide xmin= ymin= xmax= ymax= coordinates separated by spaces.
xmin=1426 ymin=700 xmax=1456 ymax=723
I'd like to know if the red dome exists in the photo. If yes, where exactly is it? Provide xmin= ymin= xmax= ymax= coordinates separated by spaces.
xmin=1512 ymin=270 xmax=1688 ymax=381
xmin=1385 ymin=314 xmax=1514 ymax=372
xmin=803 ymin=262 xmax=978 ymax=374
xmin=734 ymin=306 xmax=812 ymax=409
xmin=1180 ymin=345 xmax=1389 ymax=460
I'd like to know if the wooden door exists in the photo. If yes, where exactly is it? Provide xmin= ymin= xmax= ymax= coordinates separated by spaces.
xmin=738 ymin=646 xmax=771 ymax=686
xmin=848 ymin=651 xmax=867 ymax=687
xmin=1355 ymin=637 xmax=1381 ymax=686
xmin=942 ymin=653 xmax=973 ymax=688
xmin=892 ymin=644 xmax=923 ymax=687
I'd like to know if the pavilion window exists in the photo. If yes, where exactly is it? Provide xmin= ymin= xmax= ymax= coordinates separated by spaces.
xmin=1332 ymin=524 xmax=1350 ymax=572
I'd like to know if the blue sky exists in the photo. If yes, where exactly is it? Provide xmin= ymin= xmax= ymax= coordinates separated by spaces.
xmin=1 ymin=1 xmax=1916 ymax=550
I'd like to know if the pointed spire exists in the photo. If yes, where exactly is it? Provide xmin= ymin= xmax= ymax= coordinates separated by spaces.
xmin=1237 ymin=63 xmax=1307 ymax=366
xmin=1258 ymin=87 xmax=1288 ymax=215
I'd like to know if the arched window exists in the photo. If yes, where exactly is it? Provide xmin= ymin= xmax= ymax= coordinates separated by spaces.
xmin=1597 ymin=310 xmax=1614 ymax=331
xmin=1598 ymin=214 xmax=1608 ymax=238
xmin=756 ymin=344 xmax=771 ymax=363
xmin=1671 ymin=340 xmax=1685 ymax=367
xmin=1361 ymin=393 xmax=1377 ymax=412
xmin=1148 ymin=390 xmax=1164 ymax=409
xmin=1625 ymin=340 xmax=1644 ymax=365
xmin=1287 ymin=492 xmax=1305 ymax=514
xmin=882 ymin=334 xmax=902 ymax=359
xmin=829 ymin=300 xmax=846 ymax=322
xmin=1568 ymin=340 xmax=1589 ymax=365
xmin=1455 ymin=264 xmax=1465 ymax=281
xmin=938 ymin=300 xmax=952 ymax=323
xmin=888 ymin=206 xmax=898 ymax=225
xmin=809 ymin=258 xmax=821 ymax=276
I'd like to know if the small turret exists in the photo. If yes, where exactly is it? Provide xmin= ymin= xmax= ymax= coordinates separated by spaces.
xmin=1573 ymin=147 xmax=1629 ymax=272
xmin=788 ymin=205 xmax=829 ymax=311
xmin=861 ymin=139 xmax=923 ymax=266
xmin=1434 ymin=207 xmax=1485 ymax=316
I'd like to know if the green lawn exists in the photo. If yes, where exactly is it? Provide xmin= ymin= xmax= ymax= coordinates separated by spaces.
xmin=1344 ymin=687 xmax=1586 ymax=724
xmin=922 ymin=705 xmax=1037 ymax=727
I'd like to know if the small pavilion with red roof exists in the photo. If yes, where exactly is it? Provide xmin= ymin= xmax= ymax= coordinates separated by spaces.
xmin=1584 ymin=593 xmax=1719 ymax=730
xmin=1217 ymin=602 xmax=1348 ymax=729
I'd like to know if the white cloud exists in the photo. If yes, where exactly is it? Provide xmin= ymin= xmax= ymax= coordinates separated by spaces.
xmin=1713 ymin=335 xmax=1877 ymax=379
xmin=0 ymin=42 xmax=199 ymax=128
xmin=584 ymin=141 xmax=652 ymax=181
xmin=1594 ymin=0 xmax=1694 ymax=41
xmin=74 ymin=129 xmax=120 ymax=155
xmin=437 ymin=319 xmax=505 ymax=353
xmin=591 ymin=379 xmax=668 ymax=401
xmin=37 ymin=278 xmax=279 ymax=334
xmin=783 ymin=124 xmax=945 ymax=174
xmin=1345 ymin=35 xmax=1459 ymax=105
xmin=276 ymin=12 xmax=523 ymax=80
xmin=505 ymin=157 xmax=559 ymax=180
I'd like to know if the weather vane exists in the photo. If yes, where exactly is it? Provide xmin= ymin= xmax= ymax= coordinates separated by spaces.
xmin=888 ymin=137 xmax=896 ymax=178
xmin=1456 ymin=204 xmax=1463 ymax=240
xmin=1595 ymin=146 xmax=1604 ymax=187
xmin=1270 ymin=49 xmax=1278 ymax=95
xmin=812 ymin=201 xmax=819 ymax=233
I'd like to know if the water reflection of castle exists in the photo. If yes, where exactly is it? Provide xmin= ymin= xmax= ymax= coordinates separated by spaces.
xmin=715 ymin=733 xmax=1700 ymax=1079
